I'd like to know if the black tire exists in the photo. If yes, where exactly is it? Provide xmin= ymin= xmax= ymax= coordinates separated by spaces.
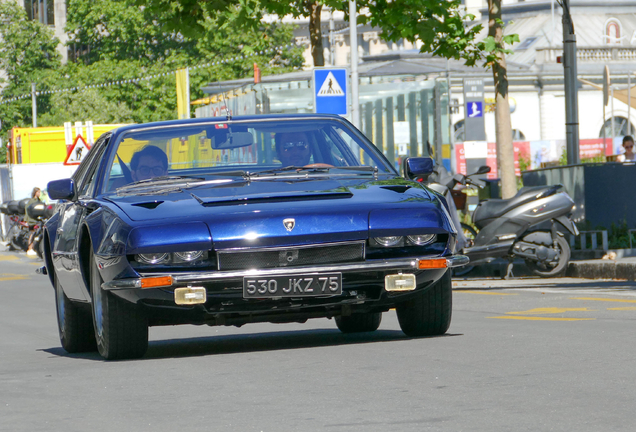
xmin=525 ymin=235 xmax=571 ymax=278
xmin=54 ymin=273 xmax=97 ymax=353
xmin=90 ymin=247 xmax=148 ymax=360
xmin=396 ymin=270 xmax=452 ymax=337
xmin=335 ymin=312 xmax=382 ymax=333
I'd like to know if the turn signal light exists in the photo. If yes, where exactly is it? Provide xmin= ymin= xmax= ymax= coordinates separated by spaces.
xmin=418 ymin=258 xmax=447 ymax=269
xmin=174 ymin=286 xmax=207 ymax=305
xmin=140 ymin=276 xmax=173 ymax=288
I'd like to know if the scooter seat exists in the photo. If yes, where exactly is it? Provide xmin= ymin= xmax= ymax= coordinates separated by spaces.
xmin=473 ymin=185 xmax=560 ymax=228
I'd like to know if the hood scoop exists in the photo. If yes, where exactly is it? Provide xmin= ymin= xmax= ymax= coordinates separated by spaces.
xmin=380 ymin=185 xmax=412 ymax=193
xmin=131 ymin=201 xmax=164 ymax=209
xmin=192 ymin=191 xmax=353 ymax=207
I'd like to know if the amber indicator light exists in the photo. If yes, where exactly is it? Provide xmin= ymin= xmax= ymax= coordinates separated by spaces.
xmin=418 ymin=258 xmax=447 ymax=269
xmin=141 ymin=276 xmax=173 ymax=288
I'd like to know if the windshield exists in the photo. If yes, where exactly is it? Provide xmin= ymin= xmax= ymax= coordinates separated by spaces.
xmin=103 ymin=118 xmax=393 ymax=191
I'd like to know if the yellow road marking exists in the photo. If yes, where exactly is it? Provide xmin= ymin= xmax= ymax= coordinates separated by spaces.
xmin=607 ymin=307 xmax=636 ymax=311
xmin=488 ymin=316 xmax=595 ymax=321
xmin=0 ymin=274 xmax=29 ymax=281
xmin=454 ymin=290 xmax=517 ymax=295
xmin=572 ymin=297 xmax=636 ymax=304
xmin=0 ymin=255 xmax=19 ymax=261
xmin=506 ymin=307 xmax=593 ymax=315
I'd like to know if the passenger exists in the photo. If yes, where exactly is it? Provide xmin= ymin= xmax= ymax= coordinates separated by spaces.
xmin=618 ymin=135 xmax=635 ymax=162
xmin=25 ymin=187 xmax=43 ymax=257
xmin=276 ymin=132 xmax=312 ymax=167
xmin=130 ymin=145 xmax=168 ymax=181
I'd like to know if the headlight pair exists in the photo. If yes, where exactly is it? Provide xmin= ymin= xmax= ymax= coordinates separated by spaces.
xmin=371 ymin=234 xmax=437 ymax=248
xmin=135 ymin=250 xmax=208 ymax=265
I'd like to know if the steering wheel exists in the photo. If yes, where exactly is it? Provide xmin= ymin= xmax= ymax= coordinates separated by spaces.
xmin=303 ymin=163 xmax=334 ymax=168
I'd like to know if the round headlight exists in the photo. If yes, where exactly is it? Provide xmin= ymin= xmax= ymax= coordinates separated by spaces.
xmin=374 ymin=236 xmax=403 ymax=247
xmin=136 ymin=253 xmax=170 ymax=264
xmin=407 ymin=234 xmax=437 ymax=245
xmin=174 ymin=251 xmax=204 ymax=262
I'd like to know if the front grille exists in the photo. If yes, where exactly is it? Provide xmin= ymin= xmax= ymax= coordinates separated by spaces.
xmin=217 ymin=241 xmax=365 ymax=271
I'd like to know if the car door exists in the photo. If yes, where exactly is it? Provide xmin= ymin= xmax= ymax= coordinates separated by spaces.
xmin=53 ymin=134 xmax=110 ymax=302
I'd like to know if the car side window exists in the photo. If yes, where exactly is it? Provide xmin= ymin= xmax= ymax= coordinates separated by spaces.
xmin=76 ymin=135 xmax=110 ymax=198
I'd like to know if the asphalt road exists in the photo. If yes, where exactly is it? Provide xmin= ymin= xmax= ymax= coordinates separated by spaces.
xmin=2 ymin=250 xmax=636 ymax=432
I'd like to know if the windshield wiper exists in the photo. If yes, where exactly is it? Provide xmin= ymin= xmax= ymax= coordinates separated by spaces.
xmin=116 ymin=175 xmax=206 ymax=191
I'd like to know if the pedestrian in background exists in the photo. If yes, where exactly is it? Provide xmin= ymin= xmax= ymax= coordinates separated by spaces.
xmin=618 ymin=135 xmax=635 ymax=162
xmin=25 ymin=187 xmax=42 ymax=257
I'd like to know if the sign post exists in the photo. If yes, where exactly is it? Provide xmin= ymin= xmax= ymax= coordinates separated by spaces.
xmin=462 ymin=78 xmax=486 ymax=142
xmin=313 ymin=67 xmax=349 ymax=116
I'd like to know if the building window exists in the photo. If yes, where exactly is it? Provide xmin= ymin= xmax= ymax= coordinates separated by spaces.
xmin=599 ymin=116 xmax=634 ymax=138
xmin=24 ymin=0 xmax=55 ymax=26
xmin=604 ymin=18 xmax=622 ymax=45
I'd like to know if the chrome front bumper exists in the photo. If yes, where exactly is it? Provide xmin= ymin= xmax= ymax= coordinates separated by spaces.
xmin=102 ymin=255 xmax=469 ymax=291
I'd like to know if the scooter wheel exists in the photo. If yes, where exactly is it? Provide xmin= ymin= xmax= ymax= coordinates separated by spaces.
xmin=525 ymin=235 xmax=571 ymax=277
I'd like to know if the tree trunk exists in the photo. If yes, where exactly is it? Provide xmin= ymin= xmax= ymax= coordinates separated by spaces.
xmin=488 ymin=0 xmax=517 ymax=199
xmin=307 ymin=1 xmax=324 ymax=67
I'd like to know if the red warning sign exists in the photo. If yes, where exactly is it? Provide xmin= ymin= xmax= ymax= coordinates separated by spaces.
xmin=63 ymin=135 xmax=91 ymax=165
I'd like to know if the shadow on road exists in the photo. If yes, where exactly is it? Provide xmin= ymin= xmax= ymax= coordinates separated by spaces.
xmin=40 ymin=329 xmax=462 ymax=361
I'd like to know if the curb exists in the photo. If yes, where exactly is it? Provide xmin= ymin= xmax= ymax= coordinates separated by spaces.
xmin=566 ymin=260 xmax=636 ymax=281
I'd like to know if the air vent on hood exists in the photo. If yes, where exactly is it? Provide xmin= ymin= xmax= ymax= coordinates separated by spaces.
xmin=132 ymin=201 xmax=164 ymax=209
xmin=380 ymin=185 xmax=412 ymax=193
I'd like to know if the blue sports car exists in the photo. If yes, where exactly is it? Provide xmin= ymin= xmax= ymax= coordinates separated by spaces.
xmin=41 ymin=114 xmax=467 ymax=360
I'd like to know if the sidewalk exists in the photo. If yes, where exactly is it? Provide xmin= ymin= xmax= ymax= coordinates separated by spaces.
xmin=566 ymin=257 xmax=636 ymax=281
xmin=462 ymin=255 xmax=636 ymax=281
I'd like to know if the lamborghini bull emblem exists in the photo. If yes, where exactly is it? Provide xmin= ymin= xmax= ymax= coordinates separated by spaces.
xmin=283 ymin=218 xmax=295 ymax=232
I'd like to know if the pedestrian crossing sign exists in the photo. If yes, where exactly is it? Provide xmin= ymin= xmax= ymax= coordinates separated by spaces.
xmin=314 ymin=67 xmax=348 ymax=115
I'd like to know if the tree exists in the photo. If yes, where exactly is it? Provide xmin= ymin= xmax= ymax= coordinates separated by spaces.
xmin=139 ymin=0 xmax=487 ymax=68
xmin=0 ymin=1 xmax=61 ymax=135
xmin=485 ymin=0 xmax=517 ymax=199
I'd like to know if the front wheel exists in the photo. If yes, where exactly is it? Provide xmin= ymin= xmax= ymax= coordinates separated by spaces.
xmin=525 ymin=235 xmax=571 ymax=277
xmin=396 ymin=270 xmax=452 ymax=337
xmin=55 ymin=273 xmax=97 ymax=353
xmin=335 ymin=312 xmax=382 ymax=333
xmin=90 ymin=247 xmax=148 ymax=360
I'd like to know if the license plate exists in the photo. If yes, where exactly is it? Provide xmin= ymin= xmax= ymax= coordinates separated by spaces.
xmin=243 ymin=273 xmax=342 ymax=298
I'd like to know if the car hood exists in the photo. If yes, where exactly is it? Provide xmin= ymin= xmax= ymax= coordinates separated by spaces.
xmin=105 ymin=176 xmax=451 ymax=249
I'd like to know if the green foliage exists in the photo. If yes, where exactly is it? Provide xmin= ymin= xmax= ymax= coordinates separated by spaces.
xmin=0 ymin=1 xmax=61 ymax=143
xmin=606 ymin=220 xmax=635 ymax=250
xmin=0 ymin=0 xmax=303 ymax=163
xmin=518 ymin=155 xmax=531 ymax=172
xmin=65 ymin=0 xmax=199 ymax=63
xmin=141 ymin=0 xmax=518 ymax=67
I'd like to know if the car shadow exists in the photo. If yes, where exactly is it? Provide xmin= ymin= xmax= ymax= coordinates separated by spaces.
xmin=40 ymin=329 xmax=462 ymax=361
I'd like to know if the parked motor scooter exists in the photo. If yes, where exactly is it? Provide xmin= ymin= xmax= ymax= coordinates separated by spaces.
xmin=1 ymin=199 xmax=54 ymax=258
xmin=404 ymin=159 xmax=579 ymax=278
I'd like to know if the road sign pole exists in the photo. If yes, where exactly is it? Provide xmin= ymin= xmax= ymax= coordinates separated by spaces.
xmin=349 ymin=0 xmax=360 ymax=128
xmin=562 ymin=0 xmax=580 ymax=164
xmin=31 ymin=82 xmax=37 ymax=128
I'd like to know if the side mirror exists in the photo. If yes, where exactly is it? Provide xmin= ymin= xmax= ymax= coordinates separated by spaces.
xmin=48 ymin=178 xmax=76 ymax=201
xmin=475 ymin=165 xmax=491 ymax=175
xmin=402 ymin=157 xmax=435 ymax=180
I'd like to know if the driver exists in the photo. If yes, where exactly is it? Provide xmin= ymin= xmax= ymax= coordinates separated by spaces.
xmin=276 ymin=132 xmax=312 ymax=167
xmin=130 ymin=145 xmax=168 ymax=181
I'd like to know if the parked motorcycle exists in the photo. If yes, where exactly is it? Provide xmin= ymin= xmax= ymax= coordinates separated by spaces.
xmin=1 ymin=199 xmax=54 ymax=258
xmin=404 ymin=160 xmax=579 ymax=278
